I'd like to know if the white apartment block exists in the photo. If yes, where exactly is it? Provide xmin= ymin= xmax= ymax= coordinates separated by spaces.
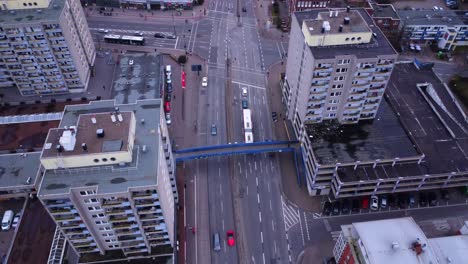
xmin=37 ymin=100 xmax=177 ymax=260
xmin=0 ymin=0 xmax=95 ymax=95
xmin=399 ymin=10 xmax=468 ymax=51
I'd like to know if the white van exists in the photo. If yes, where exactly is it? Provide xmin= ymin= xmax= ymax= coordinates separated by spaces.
xmin=2 ymin=210 xmax=14 ymax=231
xmin=165 ymin=65 xmax=172 ymax=76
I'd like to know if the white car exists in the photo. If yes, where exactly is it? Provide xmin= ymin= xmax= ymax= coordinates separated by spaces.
xmin=134 ymin=31 xmax=144 ymax=36
xmin=12 ymin=213 xmax=20 ymax=229
xmin=202 ymin=77 xmax=208 ymax=87
xmin=98 ymin=28 xmax=109 ymax=33
xmin=370 ymin=195 xmax=379 ymax=211
xmin=241 ymin=87 xmax=248 ymax=97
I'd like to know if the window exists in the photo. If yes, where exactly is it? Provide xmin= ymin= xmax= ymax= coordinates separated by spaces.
xmin=332 ymin=84 xmax=343 ymax=89
xmin=92 ymin=213 xmax=105 ymax=218
xmin=328 ymin=113 xmax=336 ymax=118
xmin=93 ymin=159 xmax=99 ymax=163
xmin=95 ymin=220 xmax=108 ymax=225
xmin=99 ymin=226 xmax=112 ymax=231
xmin=330 ymin=92 xmax=342 ymax=97
xmin=326 ymin=106 xmax=338 ymax=111
xmin=334 ymin=76 xmax=345 ymax=81
xmin=109 ymin=245 xmax=118 ymax=248
xmin=88 ymin=206 xmax=102 ymax=211
xmin=351 ymin=37 xmax=356 ymax=41
xmin=105 ymin=238 xmax=117 ymax=243
xmin=110 ymin=157 xmax=116 ymax=161
xmin=336 ymin=68 xmax=348 ymax=73
xmin=329 ymin=99 xmax=340 ymax=104
xmin=80 ymin=190 xmax=96 ymax=196
xmin=338 ymin=59 xmax=350 ymax=65
xmin=84 ymin=198 xmax=99 ymax=204
xmin=345 ymin=37 xmax=350 ymax=41
xmin=102 ymin=158 xmax=108 ymax=162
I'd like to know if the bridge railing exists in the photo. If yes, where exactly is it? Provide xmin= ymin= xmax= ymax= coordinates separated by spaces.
xmin=174 ymin=140 xmax=299 ymax=154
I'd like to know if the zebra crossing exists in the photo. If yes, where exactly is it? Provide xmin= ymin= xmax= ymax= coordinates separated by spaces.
xmin=281 ymin=196 xmax=300 ymax=231
xmin=331 ymin=231 xmax=342 ymax=242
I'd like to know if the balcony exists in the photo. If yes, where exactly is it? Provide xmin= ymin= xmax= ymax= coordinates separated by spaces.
xmin=55 ymin=215 xmax=81 ymax=222
xmin=135 ymin=200 xmax=159 ymax=207
xmin=121 ymin=241 xmax=146 ymax=248
xmin=74 ymin=242 xmax=96 ymax=248
xmin=77 ymin=246 xmax=99 ymax=253
xmin=102 ymin=198 xmax=129 ymax=207
xmin=308 ymin=102 xmax=324 ymax=109
xmin=118 ymin=235 xmax=143 ymax=241
xmin=50 ymin=207 xmax=76 ymax=215
xmin=115 ymin=228 xmax=141 ymax=236
xmin=343 ymin=111 xmax=360 ymax=117
xmin=123 ymin=247 xmax=148 ymax=254
xmin=362 ymin=106 xmax=378 ymax=112
xmin=352 ymin=81 xmax=370 ymax=87
xmin=371 ymin=78 xmax=386 ymax=84
xmin=106 ymin=207 xmax=133 ymax=216
xmin=367 ymin=92 xmax=381 ymax=99
xmin=309 ymin=96 xmax=326 ymax=102
xmin=63 ymin=228 xmax=88 ymax=235
xmin=311 ymin=82 xmax=329 ymax=88
xmin=109 ymin=216 xmax=135 ymax=223
xmin=345 ymin=103 xmax=363 ymax=110
xmin=113 ymin=222 xmax=138 ymax=230
xmin=69 ymin=234 xmax=93 ymax=241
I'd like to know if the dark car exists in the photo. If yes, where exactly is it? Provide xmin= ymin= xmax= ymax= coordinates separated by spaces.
xmin=419 ymin=192 xmax=428 ymax=207
xmin=351 ymin=199 xmax=360 ymax=213
xmin=408 ymin=193 xmax=416 ymax=207
xmin=323 ymin=201 xmax=332 ymax=216
xmin=446 ymin=0 xmax=458 ymax=9
xmin=398 ymin=194 xmax=408 ymax=209
xmin=440 ymin=189 xmax=449 ymax=201
xmin=166 ymin=83 xmax=173 ymax=93
xmin=331 ymin=201 xmax=341 ymax=215
xmin=388 ymin=195 xmax=397 ymax=209
xmin=165 ymin=93 xmax=171 ymax=102
xmin=242 ymin=100 xmax=248 ymax=109
xmin=341 ymin=200 xmax=350 ymax=214
xmin=154 ymin=32 xmax=165 ymax=38
xmin=272 ymin=112 xmax=278 ymax=122
xmin=429 ymin=192 xmax=438 ymax=206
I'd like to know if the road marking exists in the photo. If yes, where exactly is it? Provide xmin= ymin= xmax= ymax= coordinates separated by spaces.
xmin=281 ymin=196 xmax=300 ymax=231
xmin=304 ymin=212 xmax=310 ymax=241
xmin=331 ymin=231 xmax=342 ymax=241
xmin=260 ymin=231 xmax=264 ymax=243
xmin=222 ymin=219 xmax=225 ymax=232
xmin=256 ymin=177 xmax=259 ymax=187
xmin=219 ymin=184 xmax=222 ymax=195
xmin=232 ymin=80 xmax=266 ymax=90
xmin=267 ymin=182 xmax=271 ymax=193
xmin=274 ymin=240 xmax=277 ymax=254
xmin=269 ymin=200 xmax=272 ymax=211
xmin=323 ymin=219 xmax=331 ymax=232
xmin=272 ymin=219 xmax=275 ymax=231
xmin=257 ymin=193 xmax=260 ymax=204
xmin=254 ymin=161 xmax=257 ymax=170
xmin=298 ymin=208 xmax=305 ymax=246
xmin=221 ymin=201 xmax=224 ymax=213
xmin=259 ymin=211 xmax=262 ymax=223
xmin=262 ymin=253 xmax=266 ymax=264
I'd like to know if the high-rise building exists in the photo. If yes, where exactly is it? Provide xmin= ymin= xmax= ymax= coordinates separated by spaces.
xmin=283 ymin=8 xmax=398 ymax=128
xmin=0 ymin=0 xmax=95 ymax=95
xmin=37 ymin=99 xmax=177 ymax=260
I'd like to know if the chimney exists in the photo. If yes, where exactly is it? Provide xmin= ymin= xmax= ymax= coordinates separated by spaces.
xmin=344 ymin=17 xmax=350 ymax=25
xmin=346 ymin=6 xmax=350 ymax=13
xmin=82 ymin=143 xmax=88 ymax=151
xmin=339 ymin=25 xmax=343 ymax=32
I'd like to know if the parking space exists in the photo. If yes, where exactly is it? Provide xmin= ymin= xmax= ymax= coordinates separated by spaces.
xmin=0 ymin=197 xmax=26 ymax=259
xmin=321 ymin=187 xmax=468 ymax=218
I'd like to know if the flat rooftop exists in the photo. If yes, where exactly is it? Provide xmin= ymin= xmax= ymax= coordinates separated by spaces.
xmin=38 ymin=99 xmax=163 ymax=196
xmin=337 ymin=63 xmax=468 ymax=182
xmin=294 ymin=8 xmax=397 ymax=59
xmin=42 ymin=112 xmax=131 ymax=158
xmin=429 ymin=235 xmax=468 ymax=264
xmin=0 ymin=152 xmax=41 ymax=190
xmin=0 ymin=121 xmax=59 ymax=151
xmin=398 ymin=10 xmax=466 ymax=26
xmin=347 ymin=217 xmax=437 ymax=264
xmin=306 ymin=99 xmax=419 ymax=165
xmin=303 ymin=10 xmax=371 ymax=35
xmin=112 ymin=54 xmax=162 ymax=104
xmin=0 ymin=0 xmax=64 ymax=25
xmin=370 ymin=4 xmax=399 ymax=20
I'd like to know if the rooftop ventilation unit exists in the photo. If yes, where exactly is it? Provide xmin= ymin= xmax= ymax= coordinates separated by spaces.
xmin=96 ymin=128 xmax=105 ymax=138
xmin=117 ymin=114 xmax=123 ymax=122
xmin=59 ymin=130 xmax=76 ymax=151
xmin=91 ymin=117 xmax=97 ymax=124
xmin=82 ymin=143 xmax=88 ymax=151
xmin=344 ymin=17 xmax=350 ymax=25
xmin=111 ymin=114 xmax=116 ymax=123
xmin=339 ymin=25 xmax=343 ymax=32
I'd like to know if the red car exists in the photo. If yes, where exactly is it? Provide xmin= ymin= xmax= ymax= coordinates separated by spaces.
xmin=361 ymin=197 xmax=369 ymax=209
xmin=226 ymin=230 xmax=235 ymax=247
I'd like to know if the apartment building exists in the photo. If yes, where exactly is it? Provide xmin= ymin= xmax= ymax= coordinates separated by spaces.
xmin=0 ymin=0 xmax=96 ymax=95
xmin=287 ymin=0 xmax=369 ymax=14
xmin=399 ymin=10 xmax=468 ymax=50
xmin=37 ymin=99 xmax=177 ymax=260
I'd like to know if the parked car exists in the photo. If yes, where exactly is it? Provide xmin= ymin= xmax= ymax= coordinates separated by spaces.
xmin=351 ymin=199 xmax=360 ymax=213
xmin=341 ymin=200 xmax=350 ymax=214
xmin=361 ymin=197 xmax=369 ymax=209
xmin=380 ymin=195 xmax=387 ymax=209
xmin=370 ymin=195 xmax=379 ymax=211
xmin=134 ymin=31 xmax=144 ymax=36
xmin=445 ymin=0 xmax=458 ymax=9
xmin=323 ymin=201 xmax=332 ymax=216
xmin=154 ymin=32 xmax=165 ymax=38
xmin=241 ymin=87 xmax=248 ymax=97
xmin=12 ymin=213 xmax=20 ymax=229
xmin=272 ymin=112 xmax=278 ymax=122
xmin=201 ymin=77 xmax=208 ymax=87
xmin=398 ymin=194 xmax=408 ymax=209
xmin=408 ymin=193 xmax=416 ymax=207
xmin=1 ymin=210 xmax=13 ymax=231
xmin=419 ymin=192 xmax=428 ymax=207
xmin=242 ymin=7 xmax=247 ymax=12
xmin=165 ymin=33 xmax=176 ymax=39
xmin=226 ymin=230 xmax=235 ymax=247
xmin=166 ymin=83 xmax=173 ymax=93
xmin=331 ymin=201 xmax=341 ymax=215
xmin=429 ymin=192 xmax=438 ymax=206
xmin=211 ymin=124 xmax=217 ymax=136
xmin=388 ymin=195 xmax=397 ymax=209
xmin=98 ymin=28 xmax=109 ymax=33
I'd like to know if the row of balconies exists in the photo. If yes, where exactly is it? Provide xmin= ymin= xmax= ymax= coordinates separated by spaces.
xmin=115 ymin=228 xmax=141 ymax=236
xmin=105 ymin=207 xmax=133 ymax=216
xmin=76 ymin=246 xmax=99 ymax=253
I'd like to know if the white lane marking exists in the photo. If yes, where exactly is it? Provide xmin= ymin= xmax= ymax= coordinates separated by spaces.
xmin=232 ymin=80 xmax=266 ymax=90
xmin=221 ymin=201 xmax=224 ymax=213
xmin=259 ymin=211 xmax=262 ymax=223
xmin=222 ymin=219 xmax=225 ymax=232
xmin=304 ymin=212 xmax=310 ymax=241
xmin=219 ymin=184 xmax=222 ymax=195
xmin=274 ymin=240 xmax=277 ymax=254
xmin=254 ymin=161 xmax=257 ymax=170
xmin=272 ymin=219 xmax=275 ymax=231
xmin=267 ymin=182 xmax=271 ymax=193
xmin=260 ymin=231 xmax=264 ymax=243
xmin=257 ymin=193 xmax=260 ymax=204
xmin=269 ymin=200 xmax=272 ymax=211
xmin=262 ymin=253 xmax=266 ymax=264
xmin=331 ymin=231 xmax=342 ymax=241
xmin=256 ymin=177 xmax=259 ymax=187
xmin=298 ymin=208 xmax=305 ymax=246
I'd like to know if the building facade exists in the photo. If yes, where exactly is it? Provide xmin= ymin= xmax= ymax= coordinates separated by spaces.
xmin=399 ymin=10 xmax=468 ymax=51
xmin=37 ymin=99 xmax=177 ymax=260
xmin=0 ymin=0 xmax=96 ymax=95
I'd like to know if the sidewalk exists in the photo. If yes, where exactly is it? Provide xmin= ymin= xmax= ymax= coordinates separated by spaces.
xmin=85 ymin=2 xmax=208 ymax=21
xmin=253 ymin=0 xmax=289 ymax=40
xmin=266 ymin=60 xmax=324 ymax=212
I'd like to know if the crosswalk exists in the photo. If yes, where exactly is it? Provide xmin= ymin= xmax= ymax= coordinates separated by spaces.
xmin=331 ymin=231 xmax=342 ymax=242
xmin=281 ymin=196 xmax=300 ymax=231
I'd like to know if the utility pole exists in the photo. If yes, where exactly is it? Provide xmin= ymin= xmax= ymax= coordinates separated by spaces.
xmin=237 ymin=0 xmax=241 ymax=26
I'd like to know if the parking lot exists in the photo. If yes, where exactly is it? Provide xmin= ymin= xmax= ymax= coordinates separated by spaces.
xmin=322 ymin=187 xmax=468 ymax=217
xmin=0 ymin=197 xmax=26 ymax=259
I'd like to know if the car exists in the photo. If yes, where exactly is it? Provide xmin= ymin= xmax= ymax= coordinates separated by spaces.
xmin=226 ymin=230 xmax=235 ymax=247
xmin=380 ymin=195 xmax=387 ymax=209
xmin=398 ymin=194 xmax=408 ymax=209
xmin=408 ymin=194 xmax=416 ymax=207
xmin=419 ymin=192 xmax=428 ymax=207
xmin=241 ymin=100 xmax=248 ymax=109
xmin=341 ymin=200 xmax=350 ymax=214
xmin=211 ymin=124 xmax=217 ymax=136
xmin=165 ymin=93 xmax=172 ymax=102
xmin=134 ymin=31 xmax=144 ymax=36
xmin=361 ymin=197 xmax=369 ymax=209
xmin=166 ymin=83 xmax=173 ymax=93
xmin=12 ymin=213 xmax=20 ymax=229
xmin=440 ymin=189 xmax=449 ymax=200
xmin=202 ymin=77 xmax=208 ymax=87
xmin=272 ymin=112 xmax=278 ymax=122
xmin=241 ymin=87 xmax=248 ymax=97
xmin=388 ymin=195 xmax=397 ymax=208
xmin=428 ymin=192 xmax=438 ymax=206
xmin=322 ymin=201 xmax=332 ymax=216
xmin=154 ymin=32 xmax=165 ymax=38
xmin=165 ymin=33 xmax=176 ymax=39
xmin=370 ymin=195 xmax=379 ymax=211
xmin=351 ymin=199 xmax=360 ymax=212
xmin=331 ymin=201 xmax=341 ymax=215
xmin=98 ymin=28 xmax=109 ymax=33
xmin=166 ymin=77 xmax=172 ymax=84
xmin=165 ymin=113 xmax=171 ymax=125
xmin=1 ymin=210 xmax=13 ymax=231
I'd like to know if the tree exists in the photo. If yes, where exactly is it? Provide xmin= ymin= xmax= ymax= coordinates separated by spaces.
xmin=178 ymin=55 xmax=187 ymax=64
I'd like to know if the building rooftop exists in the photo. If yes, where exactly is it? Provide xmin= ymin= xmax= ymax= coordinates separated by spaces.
xmin=306 ymin=99 xmax=419 ymax=165
xmin=0 ymin=152 xmax=41 ymax=191
xmin=429 ymin=235 xmax=468 ymax=264
xmin=38 ymin=99 xmax=164 ymax=196
xmin=0 ymin=0 xmax=64 ymax=25
xmin=41 ymin=112 xmax=131 ymax=158
xmin=336 ymin=63 xmax=468 ymax=182
xmin=349 ymin=217 xmax=437 ymax=264
xmin=112 ymin=54 xmax=162 ymax=104
xmin=0 ymin=121 xmax=59 ymax=152
xmin=303 ymin=10 xmax=371 ymax=35
xmin=398 ymin=10 xmax=467 ymax=26
xmin=369 ymin=4 xmax=399 ymax=20
xmin=294 ymin=8 xmax=397 ymax=59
